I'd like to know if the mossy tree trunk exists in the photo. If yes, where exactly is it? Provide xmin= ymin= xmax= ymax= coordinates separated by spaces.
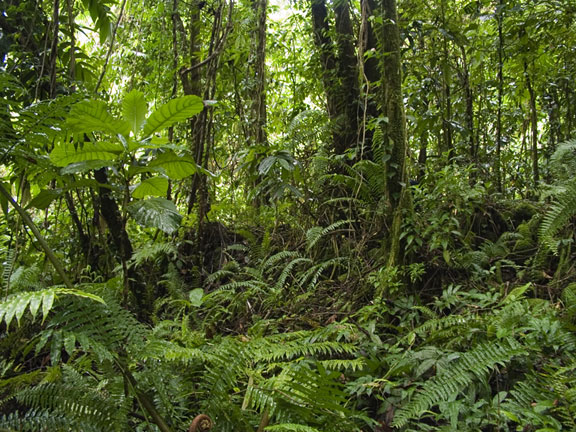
xmin=379 ymin=0 xmax=411 ymax=268
xmin=311 ymin=0 xmax=360 ymax=157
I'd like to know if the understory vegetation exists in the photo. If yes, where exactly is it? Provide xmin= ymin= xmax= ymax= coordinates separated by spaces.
xmin=2 ymin=0 xmax=576 ymax=430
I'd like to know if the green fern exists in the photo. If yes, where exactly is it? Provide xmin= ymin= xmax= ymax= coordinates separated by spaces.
xmin=1 ymin=247 xmax=15 ymax=293
xmin=306 ymin=220 xmax=353 ymax=252
xmin=0 ymin=288 xmax=104 ymax=327
xmin=392 ymin=337 xmax=525 ymax=427
xmin=265 ymin=424 xmax=322 ymax=432
xmin=539 ymin=182 xmax=576 ymax=253
xmin=128 ymin=241 xmax=177 ymax=268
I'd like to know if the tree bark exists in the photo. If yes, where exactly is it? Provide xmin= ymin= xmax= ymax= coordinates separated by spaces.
xmin=495 ymin=0 xmax=504 ymax=192
xmin=380 ymin=0 xmax=411 ymax=268
xmin=311 ymin=0 xmax=360 ymax=157
xmin=524 ymin=61 xmax=540 ymax=189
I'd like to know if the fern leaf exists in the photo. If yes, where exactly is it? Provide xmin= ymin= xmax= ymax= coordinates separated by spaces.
xmin=539 ymin=182 xmax=576 ymax=253
xmin=0 ymin=288 xmax=104 ymax=327
xmin=392 ymin=337 xmax=525 ymax=427
xmin=128 ymin=242 xmax=177 ymax=268
xmin=265 ymin=424 xmax=321 ymax=432
xmin=306 ymin=220 xmax=353 ymax=251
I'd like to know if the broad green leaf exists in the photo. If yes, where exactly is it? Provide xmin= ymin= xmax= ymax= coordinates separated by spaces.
xmin=67 ymin=100 xmax=130 ymax=136
xmin=55 ymin=289 xmax=106 ymax=303
xmin=63 ymin=333 xmax=76 ymax=357
xmin=150 ymin=136 xmax=171 ymax=145
xmin=60 ymin=159 xmax=113 ymax=175
xmin=0 ymin=183 xmax=8 ymax=215
xmin=142 ymin=95 xmax=203 ymax=137
xmin=128 ymin=198 xmax=182 ymax=234
xmin=149 ymin=151 xmax=197 ymax=179
xmin=28 ymin=293 xmax=41 ymax=319
xmin=50 ymin=141 xmax=123 ymax=167
xmin=122 ymin=90 xmax=147 ymax=134
xmin=502 ymin=283 xmax=531 ymax=304
xmin=259 ymin=156 xmax=276 ymax=175
xmin=28 ymin=189 xmax=63 ymax=210
xmin=41 ymin=290 xmax=55 ymax=322
xmin=132 ymin=177 xmax=169 ymax=198
xmin=188 ymin=288 xmax=204 ymax=307
xmin=13 ymin=295 xmax=29 ymax=325
xmin=127 ymin=165 xmax=154 ymax=179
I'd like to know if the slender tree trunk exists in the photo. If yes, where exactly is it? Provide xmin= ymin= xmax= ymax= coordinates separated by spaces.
xmin=459 ymin=46 xmax=475 ymax=161
xmin=418 ymin=128 xmax=428 ymax=182
xmin=440 ymin=0 xmax=453 ymax=159
xmin=564 ymin=81 xmax=574 ymax=139
xmin=49 ymin=0 xmax=60 ymax=98
xmin=65 ymin=0 xmax=75 ymax=84
xmin=524 ymin=61 xmax=540 ymax=188
xmin=495 ymin=0 xmax=504 ymax=192
xmin=359 ymin=0 xmax=379 ymax=159
xmin=251 ymin=0 xmax=268 ymax=149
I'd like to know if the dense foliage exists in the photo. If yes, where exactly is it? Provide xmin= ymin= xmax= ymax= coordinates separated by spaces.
xmin=1 ymin=0 xmax=576 ymax=430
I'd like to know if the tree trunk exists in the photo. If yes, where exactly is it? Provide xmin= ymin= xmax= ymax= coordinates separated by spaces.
xmin=459 ymin=46 xmax=475 ymax=161
xmin=495 ymin=0 xmax=504 ymax=192
xmin=251 ymin=0 xmax=268 ymax=149
xmin=359 ymin=0 xmax=380 ymax=159
xmin=524 ymin=61 xmax=540 ymax=189
xmin=380 ymin=0 xmax=411 ymax=268
xmin=311 ymin=0 xmax=360 ymax=157
xmin=439 ymin=0 xmax=453 ymax=159
xmin=94 ymin=168 xmax=148 ymax=319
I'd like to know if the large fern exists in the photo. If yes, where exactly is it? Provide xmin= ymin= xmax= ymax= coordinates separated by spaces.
xmin=539 ymin=182 xmax=576 ymax=253
xmin=392 ymin=337 xmax=525 ymax=427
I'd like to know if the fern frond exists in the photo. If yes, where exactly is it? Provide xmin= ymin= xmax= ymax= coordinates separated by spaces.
xmin=0 ymin=409 xmax=72 ymax=432
xmin=549 ymin=139 xmax=576 ymax=179
xmin=256 ymin=339 xmax=357 ymax=363
xmin=262 ymin=251 xmax=302 ymax=273
xmin=306 ymin=221 xmax=353 ymax=251
xmin=205 ymin=265 xmax=240 ymax=285
xmin=539 ymin=182 xmax=576 ymax=253
xmin=7 ymin=264 xmax=42 ymax=292
xmin=0 ymin=288 xmax=104 ymax=327
xmin=48 ymin=294 xmax=146 ymax=360
xmin=392 ymin=337 xmax=525 ymax=427
xmin=265 ymin=423 xmax=321 ymax=431
xmin=128 ymin=241 xmax=177 ymax=268
xmin=1 ymin=247 xmax=16 ymax=293
xmin=218 ymin=280 xmax=268 ymax=292
xmin=140 ymin=339 xmax=211 ymax=364
xmin=16 ymin=383 xmax=116 ymax=430
xmin=297 ymin=257 xmax=347 ymax=291
xmin=409 ymin=313 xmax=477 ymax=341
xmin=274 ymin=257 xmax=312 ymax=290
